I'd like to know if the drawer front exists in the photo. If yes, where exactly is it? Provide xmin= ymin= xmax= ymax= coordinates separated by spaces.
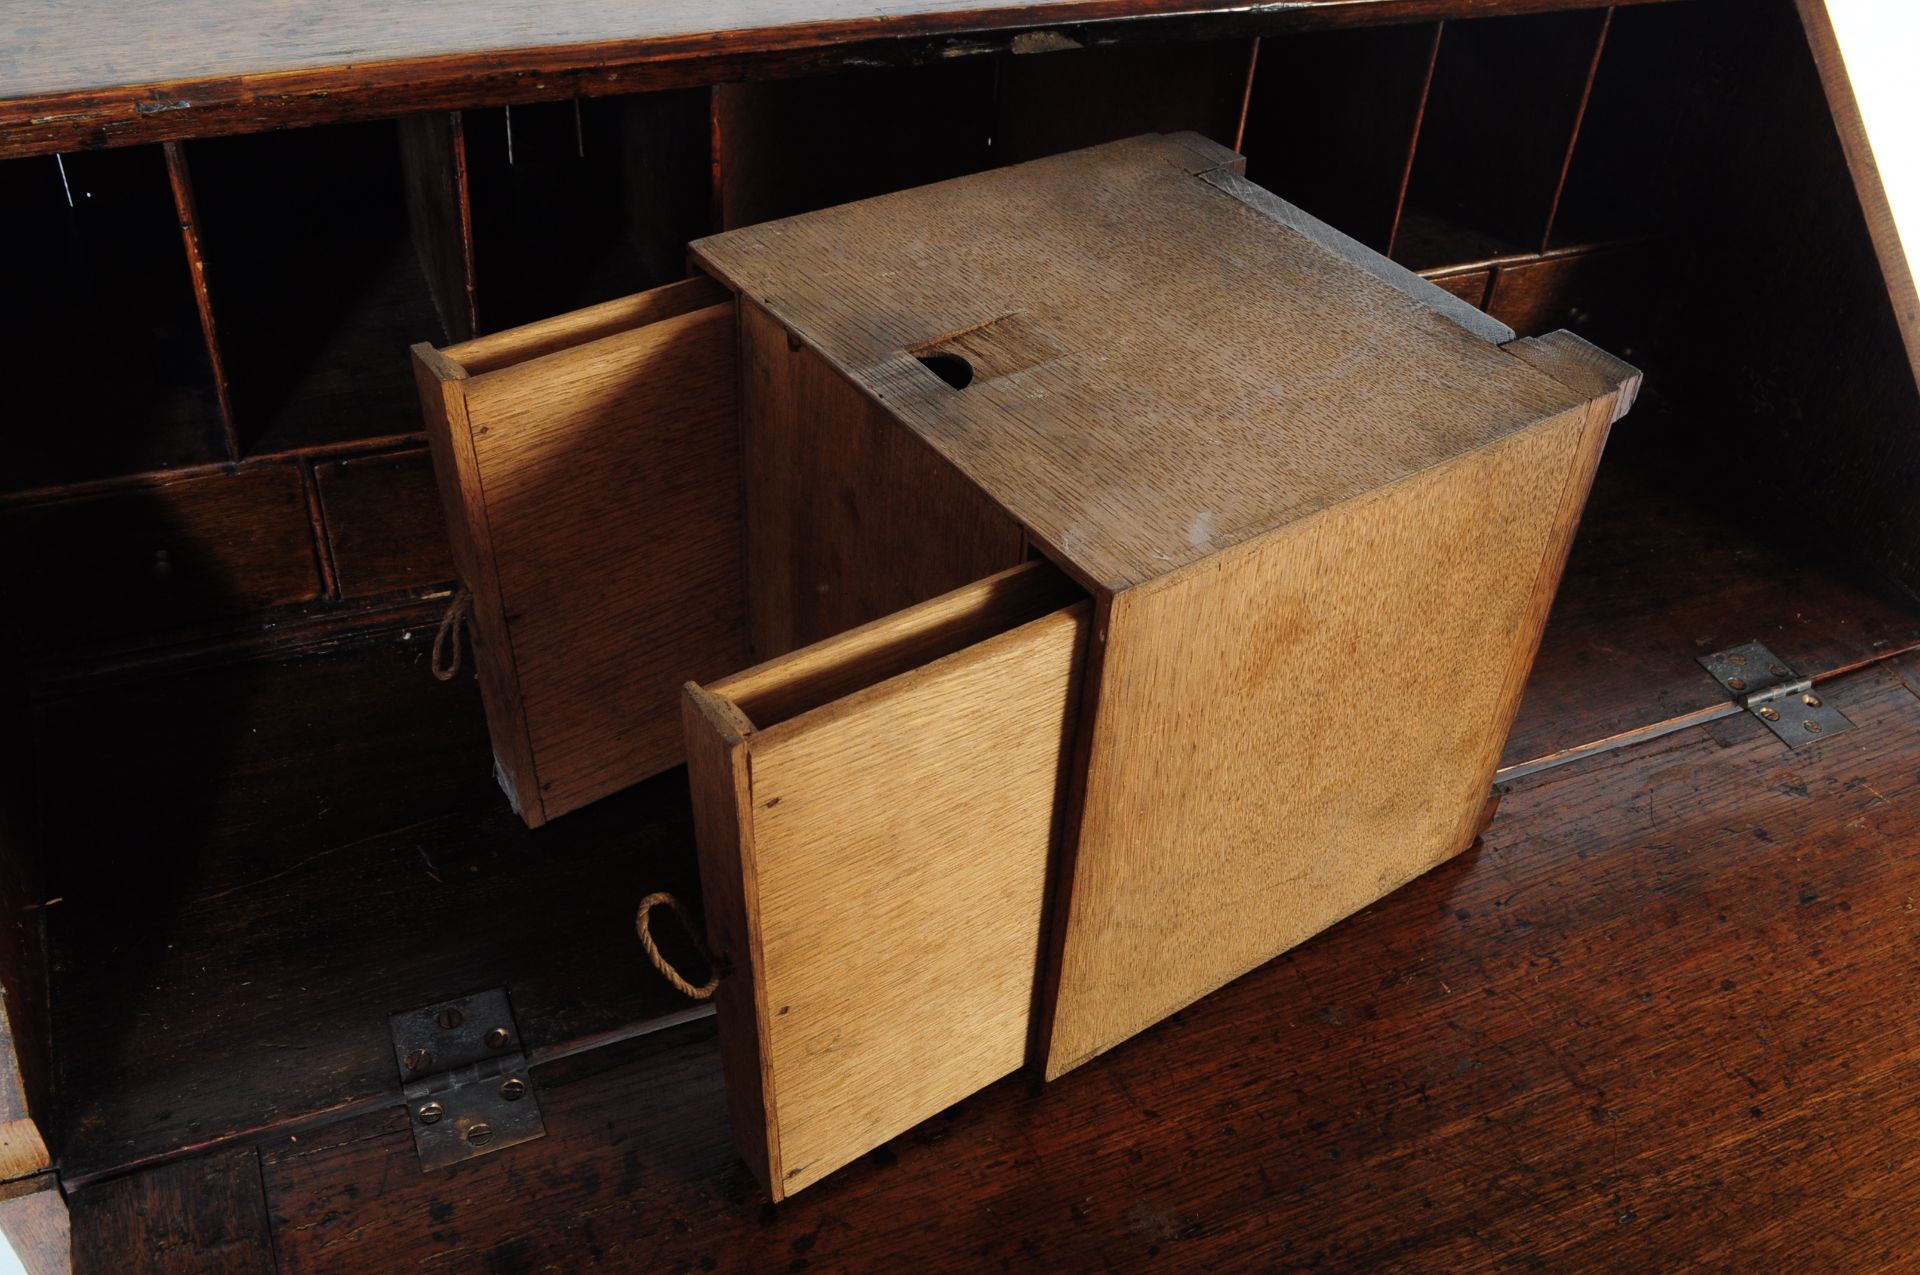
xmin=414 ymin=275 xmax=749 ymax=825
xmin=685 ymin=566 xmax=1088 ymax=1199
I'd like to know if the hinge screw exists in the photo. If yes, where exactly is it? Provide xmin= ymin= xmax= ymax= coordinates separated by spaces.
xmin=500 ymin=1077 xmax=527 ymax=1102
xmin=416 ymin=1101 xmax=445 ymax=1125
xmin=466 ymin=1123 xmax=495 ymax=1147
xmin=1804 ymin=719 xmax=1823 ymax=734
xmin=1728 ymin=653 xmax=1748 ymax=665
xmin=436 ymin=1008 xmax=466 ymax=1030
xmin=1803 ymin=693 xmax=1822 ymax=707
xmin=1758 ymin=706 xmax=1781 ymax=721
xmin=404 ymin=1048 xmax=433 ymax=1072
xmin=1728 ymin=677 xmax=1747 ymax=692
xmin=485 ymin=1028 xmax=511 ymax=1050
xmin=1771 ymin=664 xmax=1789 ymax=677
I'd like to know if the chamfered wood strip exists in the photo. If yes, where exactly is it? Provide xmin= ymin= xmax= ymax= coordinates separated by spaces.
xmin=711 ymin=600 xmax=1088 ymax=1197
xmin=456 ymin=299 xmax=749 ymax=820
xmin=70 ymin=1146 xmax=274 ymax=1275
xmin=445 ymin=274 xmax=728 ymax=375
xmin=738 ymin=297 xmax=1025 ymax=659
xmin=1196 ymin=164 xmax=1514 ymax=344
xmin=1043 ymin=398 xmax=1611 ymax=1077
xmin=1502 ymin=328 xmax=1641 ymax=420
xmin=714 ymin=558 xmax=1081 ymax=728
xmin=681 ymin=685 xmax=781 ymax=1195
xmin=696 ymin=133 xmax=1594 ymax=593
xmin=411 ymin=345 xmax=544 ymax=818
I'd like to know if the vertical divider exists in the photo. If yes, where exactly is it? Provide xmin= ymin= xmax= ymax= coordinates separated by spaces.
xmin=297 ymin=456 xmax=342 ymax=600
xmin=1233 ymin=38 xmax=1261 ymax=153
xmin=162 ymin=141 xmax=240 ymax=462
xmin=1539 ymin=7 xmax=1615 ymax=252
xmin=1385 ymin=23 xmax=1445 ymax=261
xmin=708 ymin=85 xmax=727 ymax=234
xmin=398 ymin=111 xmax=480 ymax=343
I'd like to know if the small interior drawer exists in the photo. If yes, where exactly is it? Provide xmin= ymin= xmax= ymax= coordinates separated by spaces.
xmin=413 ymin=274 xmax=748 ymax=825
xmin=683 ymin=559 xmax=1089 ymax=1200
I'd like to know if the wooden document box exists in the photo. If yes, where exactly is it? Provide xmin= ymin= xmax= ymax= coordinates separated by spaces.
xmin=415 ymin=132 xmax=1636 ymax=1198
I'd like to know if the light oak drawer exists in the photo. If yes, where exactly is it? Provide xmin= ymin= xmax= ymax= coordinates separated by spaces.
xmin=682 ymin=560 xmax=1089 ymax=1200
xmin=412 ymin=275 xmax=749 ymax=825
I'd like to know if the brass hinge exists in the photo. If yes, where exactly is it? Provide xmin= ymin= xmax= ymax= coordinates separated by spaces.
xmin=388 ymin=988 xmax=545 ymax=1169
xmin=1697 ymin=642 xmax=1853 ymax=748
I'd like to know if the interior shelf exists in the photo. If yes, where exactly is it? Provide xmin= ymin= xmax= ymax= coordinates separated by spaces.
xmin=0 ymin=148 xmax=228 ymax=494
xmin=1392 ymin=8 xmax=1608 ymax=269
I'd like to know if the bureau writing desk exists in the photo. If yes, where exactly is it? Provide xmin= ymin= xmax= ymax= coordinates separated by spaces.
xmin=9 ymin=0 xmax=1920 ymax=1267
xmin=417 ymin=131 xmax=1636 ymax=1197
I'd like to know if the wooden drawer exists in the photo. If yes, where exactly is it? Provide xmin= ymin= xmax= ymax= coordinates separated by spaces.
xmin=412 ymin=276 xmax=749 ymax=824
xmin=684 ymin=560 xmax=1088 ymax=1199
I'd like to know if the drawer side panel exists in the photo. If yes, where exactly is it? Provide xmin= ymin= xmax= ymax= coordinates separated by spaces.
xmin=1044 ymin=396 xmax=1613 ymax=1077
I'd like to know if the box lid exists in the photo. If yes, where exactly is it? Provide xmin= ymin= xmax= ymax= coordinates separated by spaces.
xmin=693 ymin=132 xmax=1613 ymax=593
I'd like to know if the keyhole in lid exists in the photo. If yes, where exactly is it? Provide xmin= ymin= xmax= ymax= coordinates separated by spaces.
xmin=916 ymin=351 xmax=973 ymax=389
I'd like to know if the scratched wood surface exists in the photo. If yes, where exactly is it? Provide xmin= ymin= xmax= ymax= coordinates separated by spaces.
xmin=687 ymin=575 xmax=1088 ymax=1197
xmin=220 ymin=656 xmax=1920 ymax=1271
xmin=695 ymin=133 xmax=1592 ymax=593
xmin=0 ymin=1 xmax=1668 ymax=160
xmin=1043 ymin=385 xmax=1617 ymax=1077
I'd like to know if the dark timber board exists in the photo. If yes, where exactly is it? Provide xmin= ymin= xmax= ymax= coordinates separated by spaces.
xmin=0 ymin=0 xmax=1672 ymax=161
xmin=40 ymin=638 xmax=712 ymax=1185
xmin=185 ymin=659 xmax=1920 ymax=1270
xmin=1501 ymin=406 xmax=1920 ymax=774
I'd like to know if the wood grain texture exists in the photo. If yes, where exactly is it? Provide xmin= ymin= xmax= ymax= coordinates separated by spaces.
xmin=0 ymin=1175 xmax=67 ymax=1275
xmin=696 ymin=133 xmax=1589 ymax=593
xmin=687 ymin=587 xmax=1089 ymax=1197
xmin=414 ymin=283 xmax=747 ymax=823
xmin=70 ymin=1147 xmax=272 ymax=1275
xmin=250 ymin=662 xmax=1920 ymax=1272
xmin=0 ymin=2 xmax=1665 ymax=159
xmin=1043 ymin=394 xmax=1617 ymax=1076
xmin=738 ymin=298 xmax=1026 ymax=658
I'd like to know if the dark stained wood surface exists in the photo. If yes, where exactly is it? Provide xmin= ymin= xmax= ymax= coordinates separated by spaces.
xmin=38 ymin=638 xmax=710 ymax=1186
xmin=0 ymin=1 xmax=1670 ymax=161
xmin=1500 ymin=414 xmax=1920 ymax=773
xmin=0 ymin=465 xmax=323 ymax=659
xmin=311 ymin=449 xmax=456 ymax=600
xmin=71 ymin=1146 xmax=275 ymax=1275
xmin=234 ymin=658 xmax=1920 ymax=1271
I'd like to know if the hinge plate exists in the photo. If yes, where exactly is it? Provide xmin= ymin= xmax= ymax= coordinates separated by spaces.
xmin=389 ymin=988 xmax=545 ymax=1170
xmin=1697 ymin=641 xmax=1853 ymax=748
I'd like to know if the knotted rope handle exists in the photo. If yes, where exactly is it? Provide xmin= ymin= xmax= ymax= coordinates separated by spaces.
xmin=431 ymin=587 xmax=473 ymax=682
xmin=637 ymin=892 xmax=722 ymax=1000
